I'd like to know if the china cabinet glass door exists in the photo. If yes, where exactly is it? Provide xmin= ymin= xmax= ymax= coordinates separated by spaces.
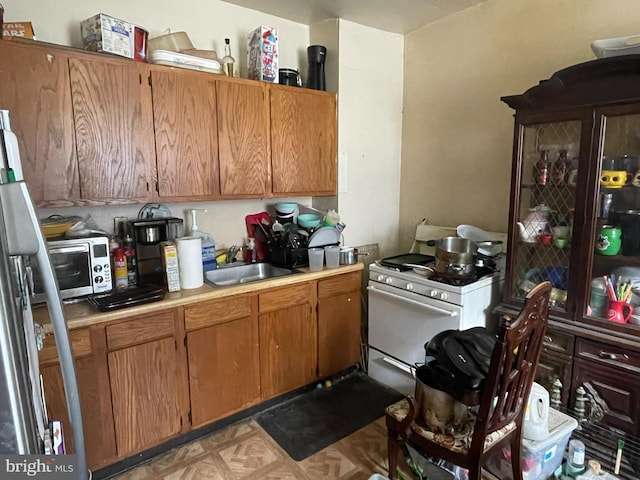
xmin=511 ymin=120 xmax=582 ymax=312
xmin=586 ymin=111 xmax=640 ymax=327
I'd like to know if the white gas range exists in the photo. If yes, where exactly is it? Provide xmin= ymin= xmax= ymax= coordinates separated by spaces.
xmin=366 ymin=225 xmax=506 ymax=395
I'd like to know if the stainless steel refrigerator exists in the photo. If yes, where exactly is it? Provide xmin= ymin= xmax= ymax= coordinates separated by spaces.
xmin=0 ymin=110 xmax=88 ymax=479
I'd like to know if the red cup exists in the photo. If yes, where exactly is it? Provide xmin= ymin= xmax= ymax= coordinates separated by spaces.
xmin=607 ymin=300 xmax=632 ymax=323
xmin=538 ymin=233 xmax=553 ymax=245
xmin=134 ymin=26 xmax=148 ymax=62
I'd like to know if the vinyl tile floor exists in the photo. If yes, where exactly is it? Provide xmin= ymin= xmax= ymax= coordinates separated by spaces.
xmin=110 ymin=416 xmax=392 ymax=480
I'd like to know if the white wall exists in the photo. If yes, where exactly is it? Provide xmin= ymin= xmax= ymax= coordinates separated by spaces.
xmin=334 ymin=20 xmax=404 ymax=257
xmin=400 ymin=0 xmax=640 ymax=250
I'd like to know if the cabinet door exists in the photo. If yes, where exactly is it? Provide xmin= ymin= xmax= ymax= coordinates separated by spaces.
xmin=259 ymin=303 xmax=316 ymax=399
xmin=69 ymin=57 xmax=154 ymax=201
xmin=39 ymin=329 xmax=116 ymax=470
xmin=150 ymin=68 xmax=219 ymax=198
xmin=536 ymin=350 xmax=572 ymax=407
xmin=107 ymin=337 xmax=182 ymax=456
xmin=584 ymin=109 xmax=640 ymax=335
xmin=105 ymin=310 xmax=186 ymax=458
xmin=318 ymin=290 xmax=361 ymax=377
xmin=217 ymin=80 xmax=269 ymax=196
xmin=505 ymin=118 xmax=585 ymax=315
xmin=317 ymin=273 xmax=362 ymax=377
xmin=270 ymin=87 xmax=337 ymax=195
xmin=187 ymin=315 xmax=260 ymax=426
xmin=572 ymin=358 xmax=640 ymax=437
xmin=0 ymin=42 xmax=79 ymax=205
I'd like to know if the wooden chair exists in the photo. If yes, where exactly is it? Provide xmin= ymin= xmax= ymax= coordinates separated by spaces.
xmin=385 ymin=281 xmax=552 ymax=480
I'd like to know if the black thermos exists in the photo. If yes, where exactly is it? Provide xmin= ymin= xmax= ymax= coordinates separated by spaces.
xmin=307 ymin=45 xmax=326 ymax=91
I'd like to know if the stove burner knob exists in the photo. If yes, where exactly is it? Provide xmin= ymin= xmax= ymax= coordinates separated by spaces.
xmin=406 ymin=283 xmax=414 ymax=291
xmin=439 ymin=292 xmax=448 ymax=300
xmin=377 ymin=275 xmax=385 ymax=282
xmin=385 ymin=277 xmax=393 ymax=285
xmin=429 ymin=289 xmax=438 ymax=297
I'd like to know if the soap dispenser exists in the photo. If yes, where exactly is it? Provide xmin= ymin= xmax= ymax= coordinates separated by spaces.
xmin=189 ymin=209 xmax=217 ymax=273
xmin=244 ymin=238 xmax=257 ymax=264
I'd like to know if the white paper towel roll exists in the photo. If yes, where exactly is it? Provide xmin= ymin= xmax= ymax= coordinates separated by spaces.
xmin=176 ymin=236 xmax=203 ymax=289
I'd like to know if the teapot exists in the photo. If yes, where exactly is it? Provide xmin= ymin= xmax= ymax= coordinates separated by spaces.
xmin=517 ymin=204 xmax=551 ymax=243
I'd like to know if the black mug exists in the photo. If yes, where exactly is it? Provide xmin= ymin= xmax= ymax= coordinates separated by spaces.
xmin=278 ymin=68 xmax=301 ymax=87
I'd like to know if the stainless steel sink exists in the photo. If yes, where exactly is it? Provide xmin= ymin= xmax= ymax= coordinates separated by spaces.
xmin=204 ymin=263 xmax=302 ymax=287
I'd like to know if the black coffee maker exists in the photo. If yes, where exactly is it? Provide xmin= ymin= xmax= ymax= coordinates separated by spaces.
xmin=130 ymin=217 xmax=183 ymax=286
xmin=307 ymin=45 xmax=326 ymax=91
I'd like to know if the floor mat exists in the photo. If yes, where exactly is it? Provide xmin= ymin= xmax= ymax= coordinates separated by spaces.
xmin=255 ymin=371 xmax=404 ymax=461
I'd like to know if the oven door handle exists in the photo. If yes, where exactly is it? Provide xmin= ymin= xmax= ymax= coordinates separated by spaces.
xmin=382 ymin=356 xmax=417 ymax=377
xmin=367 ymin=285 xmax=458 ymax=317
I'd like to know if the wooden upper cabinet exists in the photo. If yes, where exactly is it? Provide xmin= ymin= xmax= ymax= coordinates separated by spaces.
xmin=0 ymin=41 xmax=79 ymax=206
xmin=270 ymin=87 xmax=337 ymax=196
xmin=150 ymin=67 xmax=219 ymax=199
xmin=217 ymin=80 xmax=269 ymax=196
xmin=69 ymin=56 xmax=154 ymax=201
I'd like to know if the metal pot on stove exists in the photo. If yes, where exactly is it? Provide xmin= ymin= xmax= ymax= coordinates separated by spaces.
xmin=434 ymin=237 xmax=501 ymax=277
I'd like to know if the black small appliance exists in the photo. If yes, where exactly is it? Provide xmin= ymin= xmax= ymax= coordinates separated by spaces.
xmin=307 ymin=45 xmax=326 ymax=91
xmin=130 ymin=217 xmax=183 ymax=286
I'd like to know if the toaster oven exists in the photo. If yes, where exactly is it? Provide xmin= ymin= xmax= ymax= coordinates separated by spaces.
xmin=30 ymin=236 xmax=112 ymax=303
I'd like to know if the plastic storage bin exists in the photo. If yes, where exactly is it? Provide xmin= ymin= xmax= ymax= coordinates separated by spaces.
xmin=148 ymin=50 xmax=222 ymax=74
xmin=148 ymin=31 xmax=194 ymax=53
xmin=487 ymin=407 xmax=578 ymax=480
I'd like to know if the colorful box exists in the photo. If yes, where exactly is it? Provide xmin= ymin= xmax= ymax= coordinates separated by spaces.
xmin=80 ymin=13 xmax=133 ymax=59
xmin=247 ymin=26 xmax=278 ymax=83
xmin=2 ymin=22 xmax=36 ymax=40
xmin=161 ymin=242 xmax=181 ymax=292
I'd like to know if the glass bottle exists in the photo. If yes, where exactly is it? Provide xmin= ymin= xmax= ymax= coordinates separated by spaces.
xmin=552 ymin=149 xmax=569 ymax=185
xmin=535 ymin=150 xmax=550 ymax=185
xmin=222 ymin=38 xmax=238 ymax=77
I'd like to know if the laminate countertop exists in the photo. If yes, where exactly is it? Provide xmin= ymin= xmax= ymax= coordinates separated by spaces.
xmin=33 ymin=263 xmax=364 ymax=332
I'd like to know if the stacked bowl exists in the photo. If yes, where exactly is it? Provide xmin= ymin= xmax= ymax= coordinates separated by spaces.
xmin=275 ymin=203 xmax=297 ymax=224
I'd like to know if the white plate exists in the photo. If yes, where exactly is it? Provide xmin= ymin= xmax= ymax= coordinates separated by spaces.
xmin=308 ymin=227 xmax=340 ymax=247
xmin=456 ymin=224 xmax=503 ymax=257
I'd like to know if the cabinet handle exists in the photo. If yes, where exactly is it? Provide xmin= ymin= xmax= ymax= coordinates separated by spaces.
xmin=347 ymin=297 xmax=351 ymax=302
xmin=598 ymin=351 xmax=629 ymax=361
xmin=544 ymin=335 xmax=553 ymax=344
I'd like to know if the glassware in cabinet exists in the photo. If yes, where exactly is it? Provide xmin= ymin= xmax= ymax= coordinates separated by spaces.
xmin=587 ymin=112 xmax=640 ymax=323
xmin=511 ymin=120 xmax=581 ymax=311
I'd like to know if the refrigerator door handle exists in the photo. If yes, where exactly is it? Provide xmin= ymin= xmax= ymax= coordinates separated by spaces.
xmin=0 ymin=181 xmax=88 ymax=480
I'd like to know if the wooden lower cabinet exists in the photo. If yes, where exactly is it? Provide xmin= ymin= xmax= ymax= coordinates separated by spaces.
xmin=41 ymin=270 xmax=363 ymax=470
xmin=184 ymin=296 xmax=261 ymax=427
xmin=535 ymin=326 xmax=574 ymax=407
xmin=106 ymin=310 xmax=183 ymax=457
xmin=39 ymin=327 xmax=117 ymax=470
xmin=317 ymin=272 xmax=362 ymax=377
xmin=571 ymin=338 xmax=640 ymax=437
xmin=259 ymin=283 xmax=317 ymax=399
xmin=536 ymin=350 xmax=572 ymax=407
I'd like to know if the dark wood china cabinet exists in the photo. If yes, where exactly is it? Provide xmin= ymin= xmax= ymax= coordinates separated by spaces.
xmin=500 ymin=55 xmax=640 ymax=442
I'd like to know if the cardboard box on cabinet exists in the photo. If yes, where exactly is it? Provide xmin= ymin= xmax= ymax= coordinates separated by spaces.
xmin=80 ymin=13 xmax=134 ymax=58
xmin=247 ymin=26 xmax=278 ymax=83
xmin=2 ymin=21 xmax=35 ymax=40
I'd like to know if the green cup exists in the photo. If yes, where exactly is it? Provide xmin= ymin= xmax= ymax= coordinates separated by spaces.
xmin=595 ymin=225 xmax=621 ymax=255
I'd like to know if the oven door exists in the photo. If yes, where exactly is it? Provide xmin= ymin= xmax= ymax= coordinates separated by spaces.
xmin=367 ymin=282 xmax=463 ymax=367
xmin=32 ymin=244 xmax=94 ymax=301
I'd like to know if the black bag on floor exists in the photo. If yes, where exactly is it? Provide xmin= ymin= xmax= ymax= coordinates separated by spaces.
xmin=423 ymin=327 xmax=497 ymax=391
